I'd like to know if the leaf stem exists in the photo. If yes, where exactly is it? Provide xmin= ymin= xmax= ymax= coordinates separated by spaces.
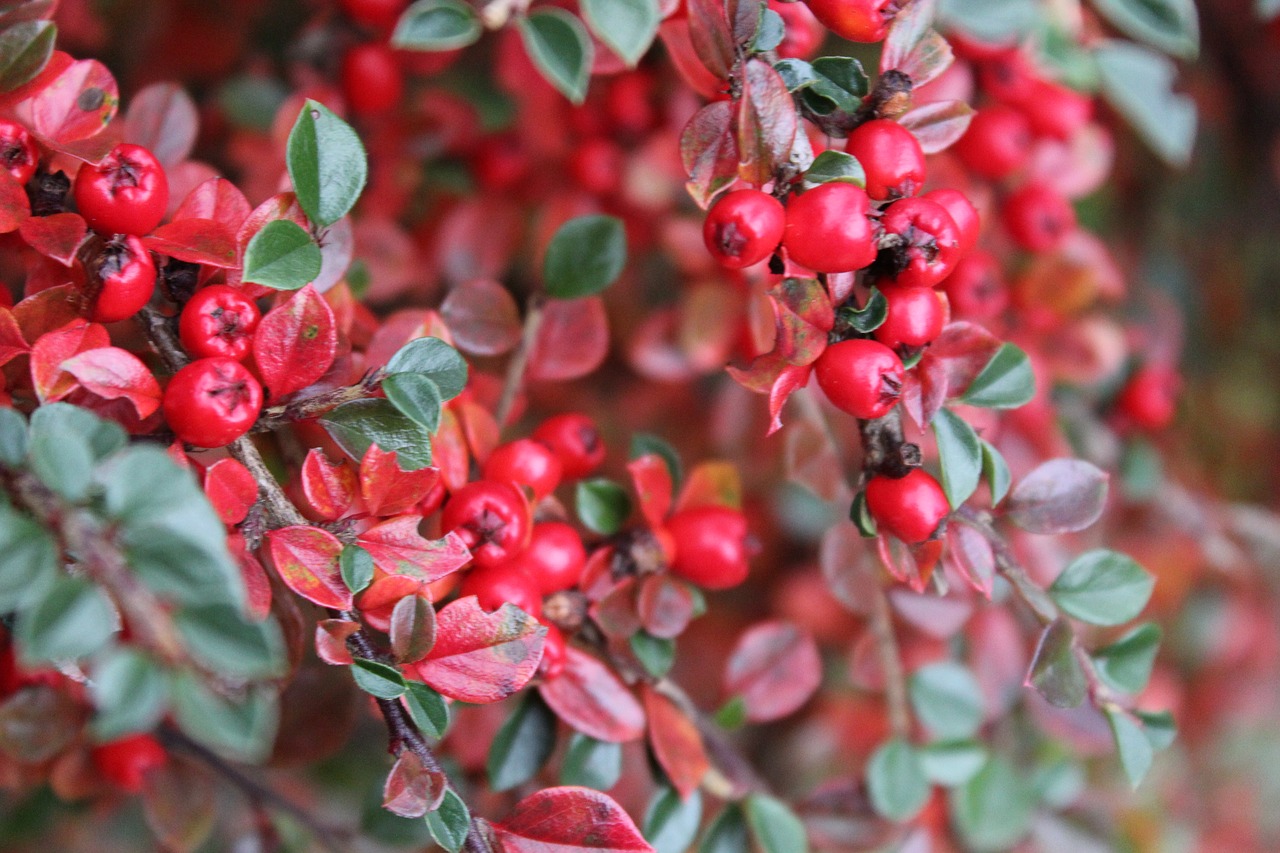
xmin=495 ymin=297 xmax=544 ymax=430
xmin=870 ymin=582 xmax=911 ymax=738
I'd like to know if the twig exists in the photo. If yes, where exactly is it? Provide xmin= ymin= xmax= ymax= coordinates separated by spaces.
xmin=495 ymin=297 xmax=545 ymax=430
xmin=253 ymin=380 xmax=377 ymax=432
xmin=227 ymin=436 xmax=308 ymax=529
xmin=870 ymin=584 xmax=911 ymax=738
xmin=138 ymin=305 xmax=188 ymax=372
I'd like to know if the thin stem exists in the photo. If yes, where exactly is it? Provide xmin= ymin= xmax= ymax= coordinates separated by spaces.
xmin=495 ymin=298 xmax=545 ymax=430
xmin=253 ymin=380 xmax=377 ymax=432
xmin=870 ymin=583 xmax=911 ymax=738
xmin=138 ymin=305 xmax=188 ymax=372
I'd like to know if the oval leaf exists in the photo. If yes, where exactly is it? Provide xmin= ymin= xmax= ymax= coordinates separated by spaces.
xmin=543 ymin=215 xmax=627 ymax=299
xmin=539 ymin=646 xmax=646 ymax=742
xmin=287 ymin=99 xmax=367 ymax=228
xmin=722 ymin=621 xmax=821 ymax=723
xmin=1007 ymin=458 xmax=1109 ymax=534
xmin=414 ymin=597 xmax=545 ymax=703
xmin=493 ymin=787 xmax=653 ymax=852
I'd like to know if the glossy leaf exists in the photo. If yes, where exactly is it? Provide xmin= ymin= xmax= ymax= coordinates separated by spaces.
xmin=357 ymin=517 xmax=470 ymax=583
xmin=0 ymin=170 xmax=28 ymax=233
xmin=686 ymin=0 xmax=734 ymax=79
xmin=1049 ymin=549 xmax=1154 ymax=626
xmin=173 ymin=177 xmax=251 ymax=232
xmin=644 ymin=786 xmax=702 ymax=853
xmin=898 ymin=100 xmax=974 ymax=154
xmin=426 ymin=788 xmax=471 ymax=852
xmin=980 ymin=440 xmax=1011 ymax=506
xmin=300 ymin=449 xmax=357 ymax=521
xmin=577 ymin=478 xmax=633 ymax=535
xmin=440 ymin=278 xmax=521 ymax=356
xmin=404 ymin=680 xmax=450 ymax=738
xmin=383 ymin=749 xmax=447 ymax=818
xmin=287 ymin=99 xmax=367 ymax=228
xmin=737 ymin=58 xmax=797 ymax=185
xmin=384 ymin=335 xmax=468 ymax=399
xmin=643 ymin=684 xmax=708 ymax=798
xmin=582 ymin=0 xmax=660 ymax=65
xmin=909 ymin=662 xmax=985 ymax=740
xmin=933 ymin=408 xmax=983 ymax=509
xmin=61 ymin=346 xmax=162 ymax=418
xmin=0 ymin=20 xmax=54 ymax=92
xmin=392 ymin=0 xmax=482 ymax=51
xmin=123 ymin=81 xmax=198 ymax=167
xmin=321 ymin=399 xmax=433 ymax=471
xmin=264 ymin=525 xmax=352 ymax=609
xmin=352 ymin=658 xmax=407 ymax=699
xmin=359 ymin=446 xmax=437 ymax=517
xmin=389 ymin=592 xmax=436 ymax=664
xmin=493 ymin=787 xmax=653 ymax=852
xmin=562 ymin=734 xmax=623 ymax=790
xmin=30 ymin=57 xmax=118 ymax=143
xmin=519 ymin=9 xmax=594 ymax=104
xmin=1092 ymin=0 xmax=1198 ymax=59
xmin=539 ymin=646 xmax=646 ymax=742
xmin=723 ymin=621 xmax=822 ymax=723
xmin=18 ymin=212 xmax=85 ymax=264
xmin=415 ymin=597 xmax=545 ymax=703
xmin=946 ymin=521 xmax=995 ymax=598
xmin=142 ymin=219 xmax=238 ymax=268
xmin=254 ymin=285 xmax=337 ymax=398
xmin=1027 ymin=618 xmax=1087 ymax=708
xmin=680 ymin=101 xmax=737 ymax=209
xmin=488 ymin=693 xmax=558 ymax=792
xmin=242 ymin=219 xmax=321 ymax=290
xmin=804 ymin=149 xmax=866 ymax=187
xmin=544 ymin=215 xmax=627 ymax=299
xmin=1007 ymin=458 xmax=1108 ymax=534
xmin=1093 ymin=623 xmax=1161 ymax=694
xmin=630 ymin=631 xmax=675 ymax=678
xmin=959 ymin=342 xmax=1035 ymax=408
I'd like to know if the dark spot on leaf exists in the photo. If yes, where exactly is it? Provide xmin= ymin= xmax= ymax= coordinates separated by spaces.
xmin=77 ymin=87 xmax=105 ymax=112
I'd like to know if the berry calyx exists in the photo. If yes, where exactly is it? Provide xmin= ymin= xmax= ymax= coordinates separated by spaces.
xmin=879 ymin=196 xmax=962 ymax=287
xmin=459 ymin=561 xmax=542 ymax=616
xmin=813 ymin=338 xmax=905 ymax=419
xmin=341 ymin=43 xmax=404 ymax=115
xmin=519 ymin=521 xmax=587 ymax=594
xmin=1002 ymin=183 xmax=1076 ymax=252
xmin=91 ymin=734 xmax=168 ymax=794
xmin=782 ymin=183 xmax=876 ymax=273
xmin=86 ymin=235 xmax=156 ymax=323
xmin=483 ymin=438 xmax=564 ymax=501
xmin=953 ymin=105 xmax=1032 ymax=181
xmin=873 ymin=284 xmax=947 ymax=350
xmin=667 ymin=505 xmax=750 ymax=590
xmin=803 ymin=0 xmax=894 ymax=43
xmin=441 ymin=480 xmax=532 ymax=568
xmin=865 ymin=469 xmax=949 ymax=543
xmin=74 ymin=143 xmax=169 ymax=236
xmin=532 ymin=413 xmax=605 ymax=480
xmin=703 ymin=189 xmax=786 ymax=270
xmin=179 ymin=285 xmax=261 ymax=361
xmin=0 ymin=118 xmax=38 ymax=185
xmin=1115 ymin=363 xmax=1180 ymax=432
xmin=845 ymin=119 xmax=926 ymax=201
xmin=163 ymin=357 xmax=264 ymax=448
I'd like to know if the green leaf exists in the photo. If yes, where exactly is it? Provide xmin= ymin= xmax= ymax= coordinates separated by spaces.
xmin=980 ymin=440 xmax=1012 ymax=505
xmin=580 ymin=0 xmax=659 ymax=66
xmin=773 ymin=59 xmax=816 ymax=92
xmin=519 ymin=8 xmax=594 ymax=104
xmin=1090 ymin=0 xmax=1198 ymax=59
xmin=745 ymin=792 xmax=809 ymax=852
xmin=405 ymin=680 xmax=450 ymax=739
xmin=849 ymin=490 xmax=877 ymax=537
xmin=352 ymin=658 xmax=407 ymax=699
xmin=0 ymin=20 xmax=55 ymax=93
xmin=426 ymin=787 xmax=470 ymax=852
xmin=340 ymin=544 xmax=375 ymax=594
xmin=561 ymin=734 xmax=622 ymax=790
xmin=1027 ymin=618 xmax=1087 ymax=708
xmin=174 ymin=604 xmax=286 ymax=681
xmin=800 ymin=56 xmax=870 ymax=115
xmin=804 ymin=151 xmax=867 ymax=190
xmin=1120 ymin=437 xmax=1163 ymax=501
xmin=576 ymin=478 xmax=632 ymax=535
xmin=909 ymin=662 xmax=985 ymax=740
xmin=101 ymin=445 xmax=203 ymax=522
xmin=27 ymin=411 xmax=92 ymax=502
xmin=933 ymin=409 xmax=983 ymax=509
xmin=950 ymin=756 xmax=1034 ymax=852
xmin=30 ymin=402 xmax=125 ymax=461
xmin=1093 ymin=622 xmax=1161 ymax=694
xmin=543 ymin=214 xmax=627 ymax=299
xmin=754 ymin=8 xmax=785 ymax=51
xmin=1032 ymin=751 xmax=1086 ymax=808
xmin=920 ymin=740 xmax=988 ymax=787
xmin=630 ymin=432 xmax=682 ymax=487
xmin=1049 ymin=549 xmax=1154 ymax=626
xmin=1136 ymin=709 xmax=1176 ymax=750
xmin=392 ymin=0 xmax=482 ymax=51
xmin=121 ymin=525 xmax=242 ymax=608
xmin=0 ymin=508 xmax=57 ymax=611
xmin=714 ymin=695 xmax=746 ymax=730
xmin=321 ymin=399 xmax=433 ymax=470
xmin=960 ymin=342 xmax=1035 ymax=409
xmin=699 ymin=805 xmax=748 ymax=853
xmin=645 ymin=786 xmax=702 ymax=853
xmin=171 ymin=674 xmax=278 ymax=762
xmin=17 ymin=574 xmax=117 ymax=665
xmin=938 ymin=0 xmax=1038 ymax=43
xmin=384 ymin=337 xmax=468 ymax=400
xmin=1104 ymin=705 xmax=1153 ymax=788
xmin=630 ymin=630 xmax=674 ymax=677
xmin=1093 ymin=39 xmax=1196 ymax=167
xmin=287 ymin=99 xmax=367 ymax=228
xmin=837 ymin=286 xmax=887 ymax=335
xmin=866 ymin=738 xmax=930 ymax=822
xmin=89 ymin=648 xmax=169 ymax=741
xmin=242 ymin=220 xmax=322 ymax=290
xmin=487 ymin=693 xmax=557 ymax=792
xmin=383 ymin=373 xmax=444 ymax=433
xmin=0 ymin=406 xmax=28 ymax=466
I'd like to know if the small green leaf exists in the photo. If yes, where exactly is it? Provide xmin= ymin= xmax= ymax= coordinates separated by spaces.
xmin=630 ymin=432 xmax=682 ymax=487
xmin=243 ymin=220 xmax=322 ymax=290
xmin=753 ymin=8 xmax=785 ymax=51
xmin=645 ymin=786 xmax=702 ymax=853
xmin=714 ymin=695 xmax=747 ymax=730
xmin=405 ymin=680 xmax=450 ymax=738
xmin=805 ymin=151 xmax=867 ymax=190
xmin=519 ymin=8 xmax=594 ymax=104
xmin=487 ymin=694 xmax=557 ymax=792
xmin=0 ymin=508 xmax=57 ymax=610
xmin=0 ymin=406 xmax=28 ymax=466
xmin=699 ymin=805 xmax=748 ymax=853
xmin=800 ymin=56 xmax=869 ymax=114
xmin=980 ymin=439 xmax=1011 ymax=505
xmin=340 ymin=544 xmax=375 ymax=594
xmin=849 ymin=490 xmax=877 ymax=537
xmin=287 ymin=99 xmax=367 ymax=228
xmin=1027 ymin=618 xmax=1087 ymax=708
xmin=0 ymin=20 xmax=55 ymax=93
xmin=630 ymin=630 xmax=674 ymax=677
xmin=580 ymin=0 xmax=659 ymax=66
xmin=89 ymin=647 xmax=169 ymax=741
xmin=352 ymin=658 xmax=407 ymax=699
xmin=949 ymin=756 xmax=1034 ymax=852
xmin=811 ymin=56 xmax=869 ymax=98
xmin=27 ymin=412 xmax=92 ymax=501
xmin=426 ymin=787 xmax=470 ymax=851
xmin=745 ymin=792 xmax=809 ymax=852
xmin=909 ymin=662 xmax=985 ymax=740
xmin=1049 ymin=549 xmax=1154 ymax=626
xmin=1093 ymin=622 xmax=1161 ymax=694
xmin=866 ymin=738 xmax=930 ymax=822
xmin=773 ymin=59 xmax=816 ymax=92
xmin=1136 ymin=709 xmax=1176 ymax=750
xmin=960 ymin=342 xmax=1035 ymax=409
xmin=392 ymin=0 xmax=483 ymax=51
xmin=1090 ymin=0 xmax=1198 ymax=59
xmin=561 ymin=734 xmax=622 ymax=790
xmin=838 ymin=286 xmax=887 ymax=335
xmin=171 ymin=674 xmax=278 ymax=762
xmin=384 ymin=337 xmax=468 ymax=400
xmin=1104 ymin=704 xmax=1153 ymax=788
xmin=576 ymin=477 xmax=632 ymax=535
xmin=383 ymin=373 xmax=444 ymax=433
xmin=321 ymin=399 xmax=433 ymax=471
xmin=920 ymin=740 xmax=988 ymax=787
xmin=175 ymin=604 xmax=286 ymax=681
xmin=1094 ymin=39 xmax=1196 ymax=167
xmin=933 ymin=408 xmax=983 ymax=509
xmin=543 ymin=214 xmax=627 ymax=299
xmin=17 ymin=574 xmax=117 ymax=665
xmin=30 ymin=403 xmax=125 ymax=461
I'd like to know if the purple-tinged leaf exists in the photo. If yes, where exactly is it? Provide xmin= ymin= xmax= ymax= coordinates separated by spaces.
xmin=1007 ymin=459 xmax=1108 ymax=534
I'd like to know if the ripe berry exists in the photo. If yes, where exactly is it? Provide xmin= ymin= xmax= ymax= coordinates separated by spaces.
xmin=341 ymin=43 xmax=404 ymax=115
xmin=803 ymin=0 xmax=893 ymax=43
xmin=163 ymin=357 xmax=264 ymax=448
xmin=865 ymin=469 xmax=949 ymax=543
xmin=441 ymin=480 xmax=531 ymax=568
xmin=568 ymin=137 xmax=624 ymax=196
xmin=539 ymin=623 xmax=567 ymax=679
xmin=782 ymin=183 xmax=876 ymax=273
xmin=923 ymin=188 xmax=980 ymax=256
xmin=953 ymin=105 xmax=1032 ymax=181
xmin=459 ymin=561 xmax=542 ymax=615
xmin=880 ymin=197 xmax=962 ymax=288
xmin=91 ymin=734 xmax=168 ymax=793
xmin=1019 ymin=79 xmax=1092 ymax=141
xmin=0 ymin=118 xmax=38 ymax=185
xmin=814 ymin=338 xmax=904 ymax=419
xmin=845 ymin=119 xmax=926 ymax=201
xmin=519 ymin=521 xmax=586 ymax=594
xmin=1002 ymin=183 xmax=1076 ymax=252
xmin=483 ymin=439 xmax=563 ymax=501
xmin=667 ymin=505 xmax=750 ymax=589
xmin=941 ymin=250 xmax=1007 ymax=321
xmin=74 ymin=143 xmax=169 ymax=236
xmin=339 ymin=0 xmax=405 ymax=29
xmin=85 ymin=235 xmax=156 ymax=323
xmin=533 ymin=413 xmax=605 ymax=480
xmin=179 ymin=285 xmax=261 ymax=361
xmin=1115 ymin=363 xmax=1180 ymax=431
xmin=771 ymin=0 xmax=826 ymax=59
xmin=873 ymin=284 xmax=947 ymax=350
xmin=471 ymin=133 xmax=530 ymax=191
xmin=703 ymin=189 xmax=786 ymax=270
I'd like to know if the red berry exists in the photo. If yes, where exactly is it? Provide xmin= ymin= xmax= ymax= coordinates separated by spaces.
xmin=1002 ymin=183 xmax=1076 ymax=252
xmin=163 ymin=357 xmax=264 ymax=448
xmin=880 ymin=197 xmax=962 ymax=288
xmin=441 ymin=480 xmax=531 ymax=568
xmin=179 ymin=285 xmax=261 ymax=361
xmin=978 ymin=49 xmax=1038 ymax=106
xmin=1115 ymin=364 xmax=1180 ymax=431
xmin=604 ymin=73 xmax=657 ymax=135
xmin=91 ymin=734 xmax=168 ymax=793
xmin=803 ymin=0 xmax=892 ymax=42
xmin=483 ymin=439 xmax=563 ymax=501
xmin=941 ymin=250 xmax=1007 ymax=321
xmin=1019 ymin=79 xmax=1092 ymax=141
xmin=953 ymin=105 xmax=1032 ymax=181
xmin=771 ymin=0 xmax=825 ymax=59
xmin=339 ymin=0 xmax=405 ymax=29
xmin=865 ymin=469 xmax=949 ymax=543
xmin=569 ymin=137 xmax=624 ymax=195
xmin=0 ymin=118 xmax=38 ymax=185
xmin=667 ymin=505 xmax=750 ymax=590
xmin=532 ymin=413 xmax=605 ymax=480
xmin=539 ymin=623 xmax=567 ymax=679
xmin=459 ymin=561 xmax=542 ymax=615
xmin=782 ymin=183 xmax=876 ymax=273
xmin=519 ymin=521 xmax=586 ymax=594
xmin=845 ymin=119 xmax=926 ymax=201
xmin=86 ymin=235 xmax=156 ymax=323
xmin=873 ymin=284 xmax=947 ymax=350
xmin=703 ymin=189 xmax=786 ymax=270
xmin=471 ymin=133 xmax=530 ymax=192
xmin=74 ymin=143 xmax=169 ymax=236
xmin=814 ymin=338 xmax=904 ymax=419
xmin=923 ymin=188 xmax=980 ymax=256
xmin=341 ymin=43 xmax=404 ymax=115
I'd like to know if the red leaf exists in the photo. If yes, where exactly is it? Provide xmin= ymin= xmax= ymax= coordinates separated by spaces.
xmin=785 ymin=402 xmax=851 ymax=504
xmin=0 ymin=309 xmax=30 ymax=368
xmin=14 ymin=284 xmax=82 ymax=340
xmin=300 ymin=449 xmax=357 ymax=521
xmin=527 ymin=296 xmax=609 ymax=382
xmin=29 ymin=58 xmax=119 ymax=145
xmin=142 ymin=219 xmax=237 ymax=268
xmin=932 ymin=321 xmax=1003 ymax=398
xmin=738 ymin=58 xmax=798 ymax=185
xmin=946 ymin=520 xmax=995 ymax=598
xmin=364 ymin=308 xmax=453 ymax=370
xmin=455 ymin=398 xmax=500 ymax=463
xmin=888 ymin=588 xmax=973 ymax=640
xmin=538 ymin=647 xmax=646 ymax=742
xmin=122 ymin=82 xmax=198 ymax=169
xmin=359 ymin=445 xmax=438 ymax=517
xmin=263 ymin=525 xmax=353 ymax=610
xmin=723 ymin=621 xmax=822 ymax=723
xmin=357 ymin=516 xmax=471 ymax=583
xmin=382 ymin=750 xmax=447 ymax=818
xmin=675 ymin=461 xmax=741 ymax=512
xmin=637 ymin=575 xmax=695 ymax=640
xmin=316 ymin=618 xmax=359 ymax=666
xmin=413 ymin=597 xmax=545 ymax=704
xmin=433 ymin=407 xmax=471 ymax=492
xmin=642 ymin=684 xmax=708 ymax=799
xmin=590 ymin=580 xmax=643 ymax=640
xmin=0 ymin=171 xmax=29 ymax=234
xmin=30 ymin=320 xmax=109 ymax=402
xmin=819 ymin=521 xmax=877 ymax=616
xmin=899 ymin=100 xmax=974 ymax=154
xmin=252 ymin=284 xmax=337 ymax=399
xmin=880 ymin=0 xmax=940 ymax=77
xmin=727 ymin=277 xmax=832 ymax=394
xmin=680 ymin=101 xmax=738 ymax=209
xmin=203 ymin=459 xmax=258 ymax=526
xmin=627 ymin=454 xmax=672 ymax=529
xmin=889 ymin=29 xmax=953 ymax=90
xmin=230 ymin=535 xmax=272 ymax=621
xmin=440 ymin=278 xmax=521 ymax=356
xmin=766 ymin=363 xmax=812 ymax=436
xmin=493 ymin=787 xmax=653 ymax=853
xmin=60 ymin=346 xmax=162 ymax=418
xmin=174 ymin=177 xmax=251 ymax=233
xmin=19 ymin=213 xmax=86 ymax=265
xmin=685 ymin=0 xmax=734 ymax=79
xmin=1006 ymin=458 xmax=1109 ymax=535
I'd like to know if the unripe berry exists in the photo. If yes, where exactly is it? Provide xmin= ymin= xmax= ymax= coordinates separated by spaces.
xmin=1002 ymin=183 xmax=1076 ymax=252
xmin=880 ymin=197 xmax=962 ymax=287
xmin=782 ymin=183 xmax=876 ymax=273
xmin=703 ymin=189 xmax=786 ymax=269
xmin=163 ymin=357 xmax=263 ymax=448
xmin=533 ymin=413 xmax=605 ymax=480
xmin=814 ymin=338 xmax=905 ymax=419
xmin=667 ymin=505 xmax=750 ymax=590
xmin=86 ymin=235 xmax=156 ymax=323
xmin=845 ymin=119 xmax=927 ymax=201
xmin=483 ymin=439 xmax=563 ymax=501
xmin=803 ymin=0 xmax=893 ymax=43
xmin=865 ymin=469 xmax=949 ymax=543
xmin=441 ymin=480 xmax=531 ymax=568
xmin=953 ymin=106 xmax=1032 ymax=181
xmin=74 ymin=143 xmax=169 ymax=236
xmin=873 ymin=284 xmax=947 ymax=350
